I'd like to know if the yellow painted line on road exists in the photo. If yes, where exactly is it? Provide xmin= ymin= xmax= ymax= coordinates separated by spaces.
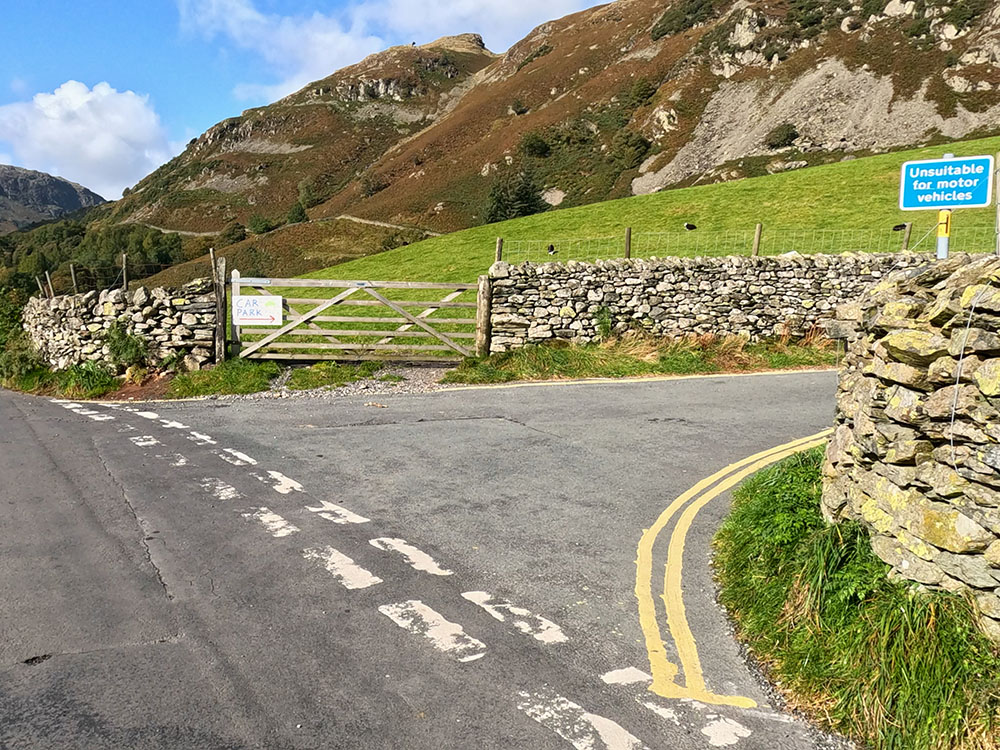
xmin=635 ymin=429 xmax=833 ymax=708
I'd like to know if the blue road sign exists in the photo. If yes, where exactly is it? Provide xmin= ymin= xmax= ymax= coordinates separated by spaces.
xmin=899 ymin=155 xmax=995 ymax=211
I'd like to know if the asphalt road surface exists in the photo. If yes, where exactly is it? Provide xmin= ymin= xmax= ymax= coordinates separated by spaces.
xmin=0 ymin=371 xmax=840 ymax=750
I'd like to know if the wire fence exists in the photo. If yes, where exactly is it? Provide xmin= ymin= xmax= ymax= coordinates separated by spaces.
xmin=499 ymin=224 xmax=1000 ymax=265
xmin=34 ymin=262 xmax=180 ymax=299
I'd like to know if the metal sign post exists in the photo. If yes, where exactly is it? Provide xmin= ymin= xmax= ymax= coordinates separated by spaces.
xmin=937 ymin=209 xmax=952 ymax=260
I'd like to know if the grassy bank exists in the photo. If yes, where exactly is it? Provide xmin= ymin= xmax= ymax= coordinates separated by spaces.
xmin=164 ymin=358 xmax=390 ymax=398
xmin=715 ymin=449 xmax=1000 ymax=750
xmin=441 ymin=334 xmax=837 ymax=384
xmin=307 ymin=135 xmax=1000 ymax=284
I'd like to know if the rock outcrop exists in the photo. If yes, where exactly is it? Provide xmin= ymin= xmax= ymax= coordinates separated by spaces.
xmin=822 ymin=254 xmax=1000 ymax=642
xmin=0 ymin=165 xmax=105 ymax=234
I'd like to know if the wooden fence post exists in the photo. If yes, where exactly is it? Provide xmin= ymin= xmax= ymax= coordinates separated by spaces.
xmin=624 ymin=227 xmax=632 ymax=259
xmin=45 ymin=271 xmax=55 ymax=298
xmin=35 ymin=276 xmax=46 ymax=298
xmin=495 ymin=237 xmax=504 ymax=263
xmin=214 ymin=254 xmax=227 ymax=364
xmin=901 ymin=222 xmax=913 ymax=253
xmin=230 ymin=269 xmax=242 ymax=357
xmin=121 ymin=253 xmax=129 ymax=291
xmin=752 ymin=223 xmax=763 ymax=257
xmin=476 ymin=274 xmax=493 ymax=358
xmin=69 ymin=263 xmax=79 ymax=294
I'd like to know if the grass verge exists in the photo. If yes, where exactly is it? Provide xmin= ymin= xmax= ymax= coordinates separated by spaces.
xmin=2 ymin=362 xmax=119 ymax=399
xmin=441 ymin=334 xmax=837 ymax=384
xmin=715 ymin=449 xmax=1000 ymax=750
xmin=166 ymin=359 xmax=281 ymax=399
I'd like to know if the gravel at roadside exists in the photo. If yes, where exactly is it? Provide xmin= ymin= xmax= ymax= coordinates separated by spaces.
xmin=229 ymin=365 xmax=455 ymax=401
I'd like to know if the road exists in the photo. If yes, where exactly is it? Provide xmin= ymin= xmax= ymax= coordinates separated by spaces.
xmin=0 ymin=371 xmax=840 ymax=750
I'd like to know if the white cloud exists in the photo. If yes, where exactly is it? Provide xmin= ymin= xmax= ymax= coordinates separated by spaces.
xmin=177 ymin=0 xmax=594 ymax=101
xmin=9 ymin=77 xmax=29 ymax=95
xmin=178 ymin=0 xmax=386 ymax=101
xmin=0 ymin=81 xmax=176 ymax=199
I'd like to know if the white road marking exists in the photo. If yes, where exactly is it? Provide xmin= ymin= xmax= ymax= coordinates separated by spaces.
xmin=117 ymin=424 xmax=138 ymax=433
xmin=158 ymin=453 xmax=189 ymax=467
xmin=516 ymin=689 xmax=650 ymax=750
xmin=461 ymin=591 xmax=568 ymax=644
xmin=201 ymin=478 xmax=241 ymax=501
xmin=158 ymin=419 xmax=189 ymax=430
xmin=137 ymin=411 xmax=159 ymax=420
xmin=49 ymin=399 xmax=70 ymax=404
xmin=601 ymin=668 xmax=652 ymax=686
xmin=701 ymin=718 xmax=752 ymax=747
xmin=305 ymin=500 xmax=370 ymax=525
xmin=86 ymin=413 xmax=116 ymax=422
xmin=130 ymin=436 xmax=162 ymax=448
xmin=188 ymin=431 xmax=217 ymax=446
xmin=217 ymin=448 xmax=258 ymax=466
xmin=72 ymin=408 xmax=101 ymax=416
xmin=252 ymin=470 xmax=304 ymax=495
xmin=638 ymin=700 xmax=680 ymax=725
xmin=303 ymin=546 xmax=383 ymax=590
xmin=378 ymin=601 xmax=486 ymax=662
xmin=369 ymin=538 xmax=453 ymax=576
xmin=242 ymin=508 xmax=300 ymax=538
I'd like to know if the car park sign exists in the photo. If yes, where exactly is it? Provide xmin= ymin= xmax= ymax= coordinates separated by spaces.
xmin=899 ymin=154 xmax=994 ymax=211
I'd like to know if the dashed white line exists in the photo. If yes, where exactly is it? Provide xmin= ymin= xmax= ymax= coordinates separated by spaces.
xmin=303 ymin=546 xmax=383 ymax=590
xmin=305 ymin=500 xmax=370 ymax=525
xmin=638 ymin=699 xmax=680 ymax=726
xmin=158 ymin=419 xmax=189 ymax=430
xmin=188 ymin=431 xmax=217 ymax=446
xmin=242 ymin=507 xmax=300 ymax=538
xmin=201 ymin=478 xmax=241 ymax=501
xmin=701 ymin=718 xmax=752 ymax=747
xmin=601 ymin=668 xmax=652 ymax=686
xmin=369 ymin=538 xmax=453 ymax=576
xmin=252 ymin=470 xmax=304 ymax=495
xmin=158 ymin=453 xmax=189 ymax=467
xmin=136 ymin=411 xmax=160 ymax=420
xmin=215 ymin=448 xmax=258 ymax=466
xmin=461 ymin=591 xmax=568 ymax=644
xmin=378 ymin=600 xmax=486 ymax=663
xmin=130 ymin=436 xmax=162 ymax=448
xmin=516 ymin=689 xmax=650 ymax=750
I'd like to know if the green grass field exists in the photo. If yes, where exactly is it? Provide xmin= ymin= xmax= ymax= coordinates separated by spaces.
xmin=310 ymin=135 xmax=1000 ymax=284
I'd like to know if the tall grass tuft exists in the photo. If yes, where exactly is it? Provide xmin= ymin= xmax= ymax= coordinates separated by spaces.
xmin=166 ymin=359 xmax=281 ymax=399
xmin=715 ymin=448 xmax=1000 ymax=750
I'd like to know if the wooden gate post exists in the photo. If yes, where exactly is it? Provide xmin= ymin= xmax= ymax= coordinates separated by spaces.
xmin=45 ymin=271 xmax=55 ymax=298
xmin=121 ymin=253 xmax=129 ymax=291
xmin=230 ymin=269 xmax=242 ymax=357
xmin=752 ymin=223 xmax=763 ymax=257
xmin=901 ymin=222 xmax=913 ymax=253
xmin=476 ymin=274 xmax=493 ymax=358
xmin=495 ymin=237 xmax=504 ymax=263
xmin=211 ymin=251 xmax=228 ymax=364
xmin=624 ymin=227 xmax=632 ymax=259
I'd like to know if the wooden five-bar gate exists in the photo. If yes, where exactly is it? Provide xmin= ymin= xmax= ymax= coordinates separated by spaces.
xmin=229 ymin=272 xmax=491 ymax=364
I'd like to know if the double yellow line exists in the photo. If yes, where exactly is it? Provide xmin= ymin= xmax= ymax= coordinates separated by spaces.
xmin=634 ymin=429 xmax=833 ymax=708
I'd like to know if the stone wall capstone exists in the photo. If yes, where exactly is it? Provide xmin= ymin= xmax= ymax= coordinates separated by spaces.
xmin=822 ymin=253 xmax=1000 ymax=643
xmin=22 ymin=278 xmax=217 ymax=371
xmin=487 ymin=253 xmax=930 ymax=351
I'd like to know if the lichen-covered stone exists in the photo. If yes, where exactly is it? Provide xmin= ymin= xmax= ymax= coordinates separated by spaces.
xmin=880 ymin=329 xmax=950 ymax=366
xmin=905 ymin=503 xmax=994 ymax=554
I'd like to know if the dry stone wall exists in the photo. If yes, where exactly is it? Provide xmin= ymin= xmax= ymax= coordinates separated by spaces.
xmin=488 ymin=253 xmax=930 ymax=351
xmin=822 ymin=254 xmax=1000 ymax=642
xmin=23 ymin=278 xmax=217 ymax=372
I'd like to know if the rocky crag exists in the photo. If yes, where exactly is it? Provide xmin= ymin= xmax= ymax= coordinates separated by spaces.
xmin=0 ymin=165 xmax=104 ymax=234
xmin=822 ymin=253 xmax=1000 ymax=642
xmin=105 ymin=0 xmax=1000 ymax=243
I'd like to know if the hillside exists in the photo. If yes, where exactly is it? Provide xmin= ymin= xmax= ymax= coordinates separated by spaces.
xmin=135 ymin=133 xmax=1000 ymax=290
xmin=0 ymin=166 xmax=105 ymax=234
xmin=106 ymin=0 xmax=1000 ymax=245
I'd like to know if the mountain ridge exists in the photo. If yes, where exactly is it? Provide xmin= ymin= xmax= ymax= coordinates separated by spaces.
xmin=0 ymin=165 xmax=105 ymax=235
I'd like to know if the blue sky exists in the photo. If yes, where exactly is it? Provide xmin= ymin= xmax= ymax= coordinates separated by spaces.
xmin=0 ymin=0 xmax=593 ymax=199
